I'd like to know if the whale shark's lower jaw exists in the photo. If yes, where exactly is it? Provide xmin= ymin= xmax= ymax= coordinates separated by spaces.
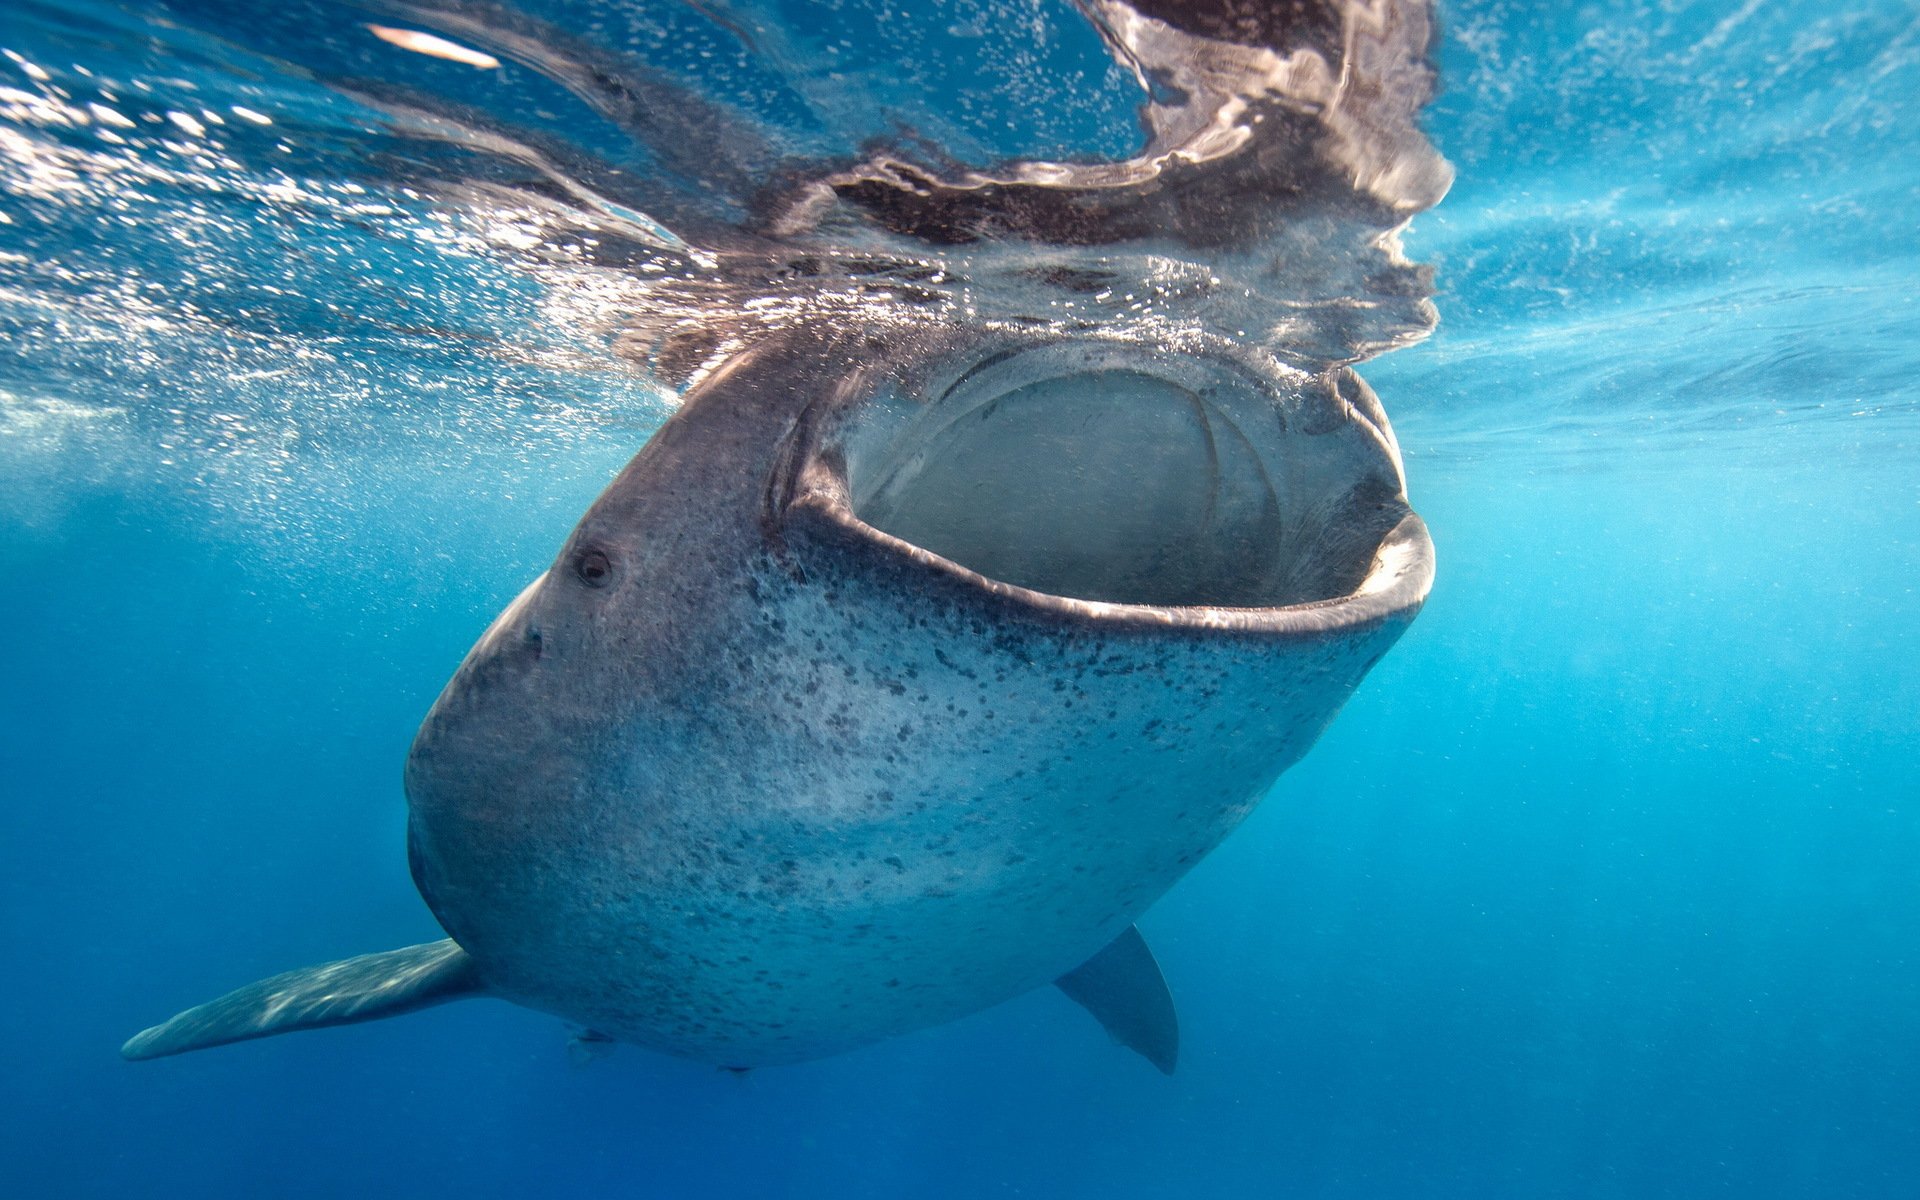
xmin=793 ymin=336 xmax=1434 ymax=632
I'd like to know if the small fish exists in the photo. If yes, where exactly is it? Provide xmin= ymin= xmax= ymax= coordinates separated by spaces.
xmin=566 ymin=1027 xmax=617 ymax=1069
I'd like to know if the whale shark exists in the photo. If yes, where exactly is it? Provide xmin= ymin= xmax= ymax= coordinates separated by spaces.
xmin=122 ymin=0 xmax=1447 ymax=1073
xmin=122 ymin=325 xmax=1432 ymax=1071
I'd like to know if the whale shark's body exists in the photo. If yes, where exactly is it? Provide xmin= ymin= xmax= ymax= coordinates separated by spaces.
xmin=123 ymin=325 xmax=1431 ymax=1071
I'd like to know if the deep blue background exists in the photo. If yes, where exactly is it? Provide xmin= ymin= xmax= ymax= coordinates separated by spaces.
xmin=4 ymin=1 xmax=1918 ymax=1196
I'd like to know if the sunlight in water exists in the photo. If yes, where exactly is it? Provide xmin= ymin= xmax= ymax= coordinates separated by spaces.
xmin=365 ymin=25 xmax=503 ymax=70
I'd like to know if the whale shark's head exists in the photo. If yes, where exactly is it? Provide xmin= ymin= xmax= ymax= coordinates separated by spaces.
xmin=407 ymin=331 xmax=1431 ymax=799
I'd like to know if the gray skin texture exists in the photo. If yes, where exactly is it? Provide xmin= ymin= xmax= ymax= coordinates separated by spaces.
xmin=122 ymin=322 xmax=1433 ymax=1068
xmin=403 ymin=323 xmax=1432 ymax=1067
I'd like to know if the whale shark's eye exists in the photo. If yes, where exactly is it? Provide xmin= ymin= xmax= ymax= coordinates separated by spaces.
xmin=572 ymin=546 xmax=613 ymax=588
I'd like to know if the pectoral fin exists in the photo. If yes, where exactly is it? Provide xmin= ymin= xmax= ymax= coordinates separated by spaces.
xmin=1055 ymin=925 xmax=1179 ymax=1074
xmin=122 ymin=938 xmax=485 ymax=1061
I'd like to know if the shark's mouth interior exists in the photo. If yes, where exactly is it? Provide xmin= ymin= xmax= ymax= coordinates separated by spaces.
xmin=839 ymin=344 xmax=1405 ymax=609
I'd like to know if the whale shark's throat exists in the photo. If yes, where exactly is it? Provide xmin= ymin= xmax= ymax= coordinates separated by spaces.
xmin=843 ymin=343 xmax=1401 ymax=609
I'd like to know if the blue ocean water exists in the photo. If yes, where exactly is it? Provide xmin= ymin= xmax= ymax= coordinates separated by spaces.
xmin=3 ymin=1 xmax=1917 ymax=1197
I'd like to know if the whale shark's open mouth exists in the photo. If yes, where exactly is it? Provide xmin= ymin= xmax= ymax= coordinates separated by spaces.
xmin=825 ymin=340 xmax=1422 ymax=613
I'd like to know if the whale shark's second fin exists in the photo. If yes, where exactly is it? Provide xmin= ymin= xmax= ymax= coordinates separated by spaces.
xmin=121 ymin=938 xmax=485 ymax=1061
xmin=1055 ymin=925 xmax=1179 ymax=1074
